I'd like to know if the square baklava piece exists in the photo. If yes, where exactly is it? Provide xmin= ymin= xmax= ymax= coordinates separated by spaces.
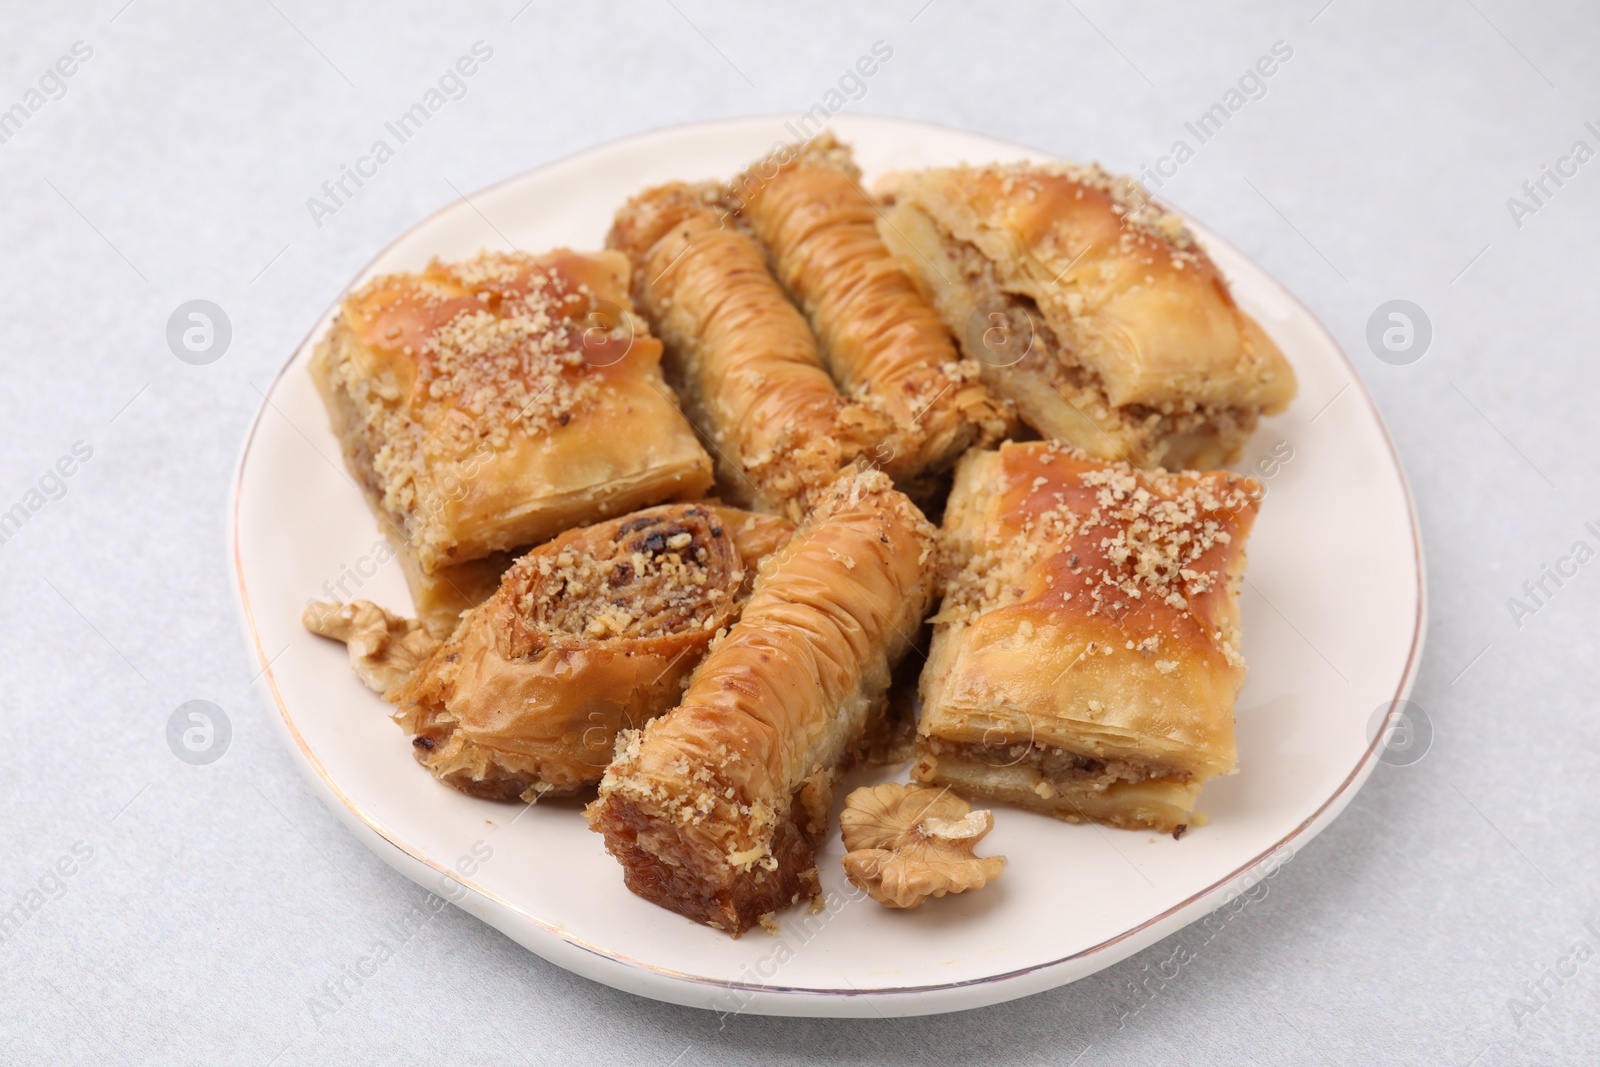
xmin=879 ymin=162 xmax=1296 ymax=470
xmin=913 ymin=442 xmax=1262 ymax=834
xmin=311 ymin=249 xmax=714 ymax=634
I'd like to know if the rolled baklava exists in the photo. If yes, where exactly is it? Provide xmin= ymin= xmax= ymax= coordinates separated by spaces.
xmin=914 ymin=442 xmax=1261 ymax=834
xmin=607 ymin=183 xmax=892 ymax=520
xmin=878 ymin=162 xmax=1296 ymax=469
xmin=731 ymin=134 xmax=1010 ymax=489
xmin=311 ymin=249 xmax=715 ymax=634
xmin=309 ymin=503 xmax=792 ymax=801
xmin=587 ymin=468 xmax=937 ymax=934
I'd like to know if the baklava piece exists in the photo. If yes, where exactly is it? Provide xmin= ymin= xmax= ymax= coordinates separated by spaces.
xmin=308 ymin=503 xmax=792 ymax=802
xmin=311 ymin=249 xmax=715 ymax=635
xmin=607 ymin=183 xmax=892 ymax=520
xmin=914 ymin=442 xmax=1261 ymax=834
xmin=879 ymin=163 xmax=1296 ymax=469
xmin=586 ymin=468 xmax=936 ymax=934
xmin=731 ymin=134 xmax=1011 ymax=490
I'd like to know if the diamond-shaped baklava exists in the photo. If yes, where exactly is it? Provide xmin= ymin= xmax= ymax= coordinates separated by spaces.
xmin=914 ymin=442 xmax=1261 ymax=834
xmin=311 ymin=249 xmax=714 ymax=634
xmin=879 ymin=163 xmax=1296 ymax=470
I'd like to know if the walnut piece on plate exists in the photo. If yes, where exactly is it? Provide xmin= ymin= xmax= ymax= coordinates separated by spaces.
xmin=303 ymin=600 xmax=439 ymax=696
xmin=839 ymin=782 xmax=1005 ymax=909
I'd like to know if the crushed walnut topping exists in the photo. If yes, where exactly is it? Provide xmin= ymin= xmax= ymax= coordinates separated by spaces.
xmin=414 ymin=254 xmax=610 ymax=454
xmin=1063 ymin=461 xmax=1251 ymax=613
xmin=331 ymin=251 xmax=642 ymax=552
xmin=939 ymin=446 xmax=1255 ymax=667
xmin=985 ymin=160 xmax=1198 ymax=256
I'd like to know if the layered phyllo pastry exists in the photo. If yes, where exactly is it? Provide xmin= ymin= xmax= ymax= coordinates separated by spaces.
xmin=914 ymin=442 xmax=1261 ymax=834
xmin=878 ymin=163 xmax=1295 ymax=470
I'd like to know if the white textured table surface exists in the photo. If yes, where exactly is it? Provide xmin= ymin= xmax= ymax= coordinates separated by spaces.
xmin=2 ymin=2 xmax=1595 ymax=1064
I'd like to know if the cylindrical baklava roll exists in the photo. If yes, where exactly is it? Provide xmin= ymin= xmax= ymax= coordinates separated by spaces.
xmin=586 ymin=468 xmax=937 ymax=935
xmin=371 ymin=503 xmax=791 ymax=801
xmin=607 ymin=183 xmax=893 ymax=520
xmin=731 ymin=134 xmax=1011 ymax=488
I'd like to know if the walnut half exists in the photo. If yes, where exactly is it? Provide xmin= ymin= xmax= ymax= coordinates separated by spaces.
xmin=303 ymin=600 xmax=439 ymax=697
xmin=839 ymin=782 xmax=1005 ymax=910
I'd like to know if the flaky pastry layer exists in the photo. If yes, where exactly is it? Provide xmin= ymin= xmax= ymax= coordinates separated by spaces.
xmin=731 ymin=134 xmax=1010 ymax=489
xmin=879 ymin=163 xmax=1295 ymax=469
xmin=607 ymin=183 xmax=892 ymax=520
xmin=390 ymin=503 xmax=790 ymax=801
xmin=916 ymin=443 xmax=1260 ymax=833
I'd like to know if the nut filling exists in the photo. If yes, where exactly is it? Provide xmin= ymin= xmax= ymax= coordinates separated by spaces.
xmin=354 ymin=504 xmax=757 ymax=804
xmin=922 ymin=736 xmax=1192 ymax=793
xmin=945 ymin=233 xmax=1257 ymax=454
xmin=506 ymin=510 xmax=731 ymax=643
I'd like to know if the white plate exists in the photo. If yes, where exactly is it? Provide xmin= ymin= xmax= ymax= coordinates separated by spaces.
xmin=229 ymin=115 xmax=1425 ymax=1017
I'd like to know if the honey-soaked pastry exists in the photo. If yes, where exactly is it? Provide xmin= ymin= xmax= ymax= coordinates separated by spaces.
xmin=878 ymin=163 xmax=1296 ymax=470
xmin=914 ymin=443 xmax=1261 ymax=834
xmin=586 ymin=468 xmax=936 ymax=934
xmin=310 ymin=503 xmax=792 ymax=802
xmin=311 ymin=249 xmax=715 ymax=635
xmin=607 ymin=183 xmax=892 ymax=520
xmin=731 ymin=134 xmax=1010 ymax=488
